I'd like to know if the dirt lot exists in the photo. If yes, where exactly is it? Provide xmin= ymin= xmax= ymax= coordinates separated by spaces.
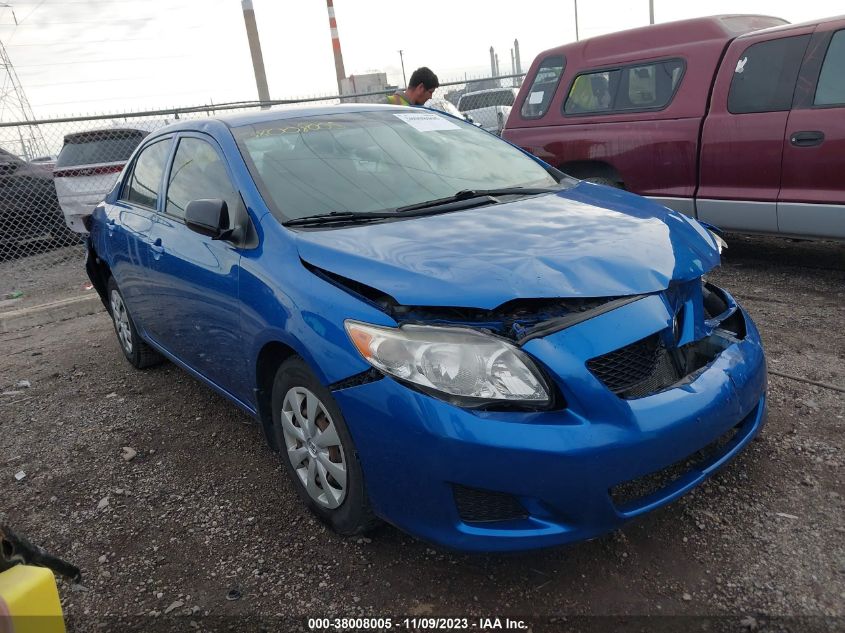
xmin=1 ymin=236 xmax=844 ymax=633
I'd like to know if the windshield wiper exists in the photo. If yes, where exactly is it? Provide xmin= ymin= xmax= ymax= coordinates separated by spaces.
xmin=395 ymin=187 xmax=558 ymax=214
xmin=283 ymin=211 xmax=397 ymax=227
xmin=284 ymin=187 xmax=560 ymax=227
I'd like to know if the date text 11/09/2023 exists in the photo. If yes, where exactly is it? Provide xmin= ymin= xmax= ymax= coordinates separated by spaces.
xmin=307 ymin=617 xmax=530 ymax=631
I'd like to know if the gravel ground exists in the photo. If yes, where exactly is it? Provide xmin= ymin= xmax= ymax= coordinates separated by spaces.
xmin=0 ymin=245 xmax=87 ymax=310
xmin=1 ymin=235 xmax=843 ymax=633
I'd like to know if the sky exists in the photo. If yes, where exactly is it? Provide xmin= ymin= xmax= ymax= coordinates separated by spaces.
xmin=0 ymin=0 xmax=839 ymax=120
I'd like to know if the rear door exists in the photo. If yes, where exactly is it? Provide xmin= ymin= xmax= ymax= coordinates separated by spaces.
xmin=778 ymin=22 xmax=845 ymax=238
xmin=697 ymin=27 xmax=813 ymax=233
xmin=143 ymin=133 xmax=246 ymax=398
xmin=106 ymin=137 xmax=174 ymax=333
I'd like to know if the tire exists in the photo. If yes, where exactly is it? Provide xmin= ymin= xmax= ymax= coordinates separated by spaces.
xmin=271 ymin=357 xmax=379 ymax=535
xmin=584 ymin=176 xmax=622 ymax=188
xmin=106 ymin=277 xmax=163 ymax=369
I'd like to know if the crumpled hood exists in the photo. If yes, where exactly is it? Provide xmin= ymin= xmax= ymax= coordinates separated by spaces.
xmin=294 ymin=183 xmax=720 ymax=309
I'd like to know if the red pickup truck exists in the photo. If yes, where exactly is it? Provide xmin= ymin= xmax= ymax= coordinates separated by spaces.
xmin=503 ymin=15 xmax=845 ymax=240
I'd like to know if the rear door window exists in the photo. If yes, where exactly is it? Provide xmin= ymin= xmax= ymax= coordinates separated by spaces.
xmin=56 ymin=130 xmax=147 ymax=168
xmin=122 ymin=139 xmax=171 ymax=209
xmin=728 ymin=35 xmax=811 ymax=114
xmin=520 ymin=55 xmax=565 ymax=118
xmin=165 ymin=137 xmax=239 ymax=220
xmin=815 ymin=30 xmax=845 ymax=106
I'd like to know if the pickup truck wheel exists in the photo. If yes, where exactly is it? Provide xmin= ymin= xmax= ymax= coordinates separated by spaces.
xmin=271 ymin=357 xmax=380 ymax=536
xmin=584 ymin=176 xmax=622 ymax=189
xmin=106 ymin=277 xmax=163 ymax=369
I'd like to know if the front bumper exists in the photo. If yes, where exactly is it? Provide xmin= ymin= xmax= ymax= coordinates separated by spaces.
xmin=333 ymin=293 xmax=767 ymax=552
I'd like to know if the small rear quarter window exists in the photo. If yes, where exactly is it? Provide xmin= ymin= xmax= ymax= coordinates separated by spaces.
xmin=520 ymin=55 xmax=565 ymax=119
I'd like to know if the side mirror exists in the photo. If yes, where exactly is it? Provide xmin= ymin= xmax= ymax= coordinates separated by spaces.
xmin=185 ymin=199 xmax=230 ymax=239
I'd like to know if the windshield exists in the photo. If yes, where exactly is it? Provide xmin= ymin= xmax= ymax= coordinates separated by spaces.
xmin=233 ymin=110 xmax=559 ymax=222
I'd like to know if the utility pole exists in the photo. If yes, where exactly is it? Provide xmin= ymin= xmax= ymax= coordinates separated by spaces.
xmin=574 ymin=0 xmax=580 ymax=41
xmin=510 ymin=48 xmax=515 ymax=87
xmin=241 ymin=0 xmax=270 ymax=105
xmin=398 ymin=50 xmax=406 ymax=88
xmin=649 ymin=0 xmax=654 ymax=24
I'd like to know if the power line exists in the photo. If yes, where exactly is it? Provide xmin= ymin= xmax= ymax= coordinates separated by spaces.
xmin=0 ymin=18 xmax=163 ymax=25
xmin=15 ymin=54 xmax=194 ymax=68
xmin=25 ymin=73 xmax=172 ymax=87
xmin=5 ymin=27 xmax=207 ymax=46
xmin=10 ymin=0 xmax=212 ymax=4
xmin=33 ymin=87 xmax=248 ymax=107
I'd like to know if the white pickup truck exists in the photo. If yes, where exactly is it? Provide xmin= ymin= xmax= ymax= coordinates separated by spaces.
xmin=457 ymin=88 xmax=518 ymax=135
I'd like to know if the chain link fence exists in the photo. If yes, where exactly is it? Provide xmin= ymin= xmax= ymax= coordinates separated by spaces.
xmin=0 ymin=72 xmax=524 ymax=295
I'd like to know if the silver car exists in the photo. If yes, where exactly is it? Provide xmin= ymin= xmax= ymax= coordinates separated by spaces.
xmin=54 ymin=122 xmax=168 ymax=233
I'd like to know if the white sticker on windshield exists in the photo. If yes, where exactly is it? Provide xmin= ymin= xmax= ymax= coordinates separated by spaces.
xmin=735 ymin=57 xmax=748 ymax=74
xmin=393 ymin=111 xmax=460 ymax=132
xmin=528 ymin=91 xmax=544 ymax=104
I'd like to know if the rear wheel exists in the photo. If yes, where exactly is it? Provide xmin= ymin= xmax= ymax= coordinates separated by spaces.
xmin=271 ymin=357 xmax=379 ymax=535
xmin=106 ymin=277 xmax=163 ymax=369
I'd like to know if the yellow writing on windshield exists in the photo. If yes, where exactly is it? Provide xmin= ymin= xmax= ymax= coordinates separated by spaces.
xmin=254 ymin=122 xmax=344 ymax=137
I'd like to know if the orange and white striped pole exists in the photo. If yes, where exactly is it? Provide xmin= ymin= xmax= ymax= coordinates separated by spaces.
xmin=326 ymin=0 xmax=347 ymax=96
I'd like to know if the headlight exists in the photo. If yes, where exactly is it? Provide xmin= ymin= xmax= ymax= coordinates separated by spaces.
xmin=345 ymin=321 xmax=551 ymax=406
xmin=707 ymin=229 xmax=728 ymax=255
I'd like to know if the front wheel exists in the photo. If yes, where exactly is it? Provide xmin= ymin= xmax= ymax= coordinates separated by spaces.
xmin=106 ymin=277 xmax=163 ymax=369
xmin=271 ymin=357 xmax=379 ymax=535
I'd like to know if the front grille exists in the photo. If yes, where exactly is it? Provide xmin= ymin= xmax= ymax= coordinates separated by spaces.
xmin=452 ymin=485 xmax=527 ymax=523
xmin=609 ymin=404 xmax=758 ymax=512
xmin=587 ymin=334 xmax=682 ymax=399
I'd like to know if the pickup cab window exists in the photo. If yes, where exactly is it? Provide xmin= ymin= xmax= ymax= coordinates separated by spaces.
xmin=815 ymin=30 xmax=845 ymax=106
xmin=563 ymin=59 xmax=684 ymax=115
xmin=520 ymin=55 xmax=565 ymax=118
xmin=727 ymin=35 xmax=810 ymax=114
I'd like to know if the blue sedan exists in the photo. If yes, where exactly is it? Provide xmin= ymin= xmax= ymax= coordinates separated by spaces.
xmin=85 ymin=105 xmax=766 ymax=552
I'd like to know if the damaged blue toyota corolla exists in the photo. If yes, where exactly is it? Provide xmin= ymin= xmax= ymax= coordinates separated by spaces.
xmin=85 ymin=105 xmax=766 ymax=552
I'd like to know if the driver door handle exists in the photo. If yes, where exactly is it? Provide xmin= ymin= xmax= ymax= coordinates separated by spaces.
xmin=790 ymin=131 xmax=825 ymax=147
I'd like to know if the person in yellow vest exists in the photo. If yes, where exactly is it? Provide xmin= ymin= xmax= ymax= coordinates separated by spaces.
xmin=386 ymin=67 xmax=439 ymax=106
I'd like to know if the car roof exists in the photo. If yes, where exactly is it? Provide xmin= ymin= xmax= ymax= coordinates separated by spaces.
xmin=535 ymin=15 xmax=788 ymax=66
xmin=733 ymin=13 xmax=845 ymax=40
xmin=460 ymin=88 xmax=518 ymax=97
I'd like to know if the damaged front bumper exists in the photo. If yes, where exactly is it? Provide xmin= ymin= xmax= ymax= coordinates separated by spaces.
xmin=331 ymin=285 xmax=767 ymax=552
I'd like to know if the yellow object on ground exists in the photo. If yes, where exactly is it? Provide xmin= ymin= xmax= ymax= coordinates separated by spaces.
xmin=0 ymin=565 xmax=65 ymax=633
